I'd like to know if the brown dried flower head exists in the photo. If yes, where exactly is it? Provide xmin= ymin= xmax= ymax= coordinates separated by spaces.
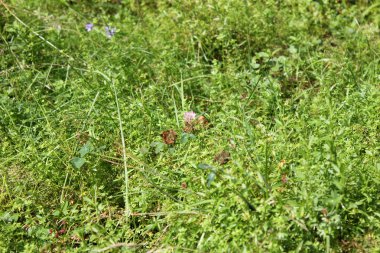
xmin=214 ymin=150 xmax=231 ymax=165
xmin=161 ymin=129 xmax=177 ymax=145
xmin=197 ymin=115 xmax=209 ymax=128
xmin=183 ymin=122 xmax=194 ymax=133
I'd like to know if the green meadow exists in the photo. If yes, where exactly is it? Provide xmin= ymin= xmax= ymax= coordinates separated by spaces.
xmin=1 ymin=0 xmax=379 ymax=252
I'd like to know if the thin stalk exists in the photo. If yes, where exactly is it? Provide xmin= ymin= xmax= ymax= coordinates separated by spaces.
xmin=111 ymin=77 xmax=130 ymax=218
xmin=95 ymin=71 xmax=130 ymax=218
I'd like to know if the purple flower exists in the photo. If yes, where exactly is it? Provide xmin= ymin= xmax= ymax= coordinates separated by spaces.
xmin=105 ymin=26 xmax=116 ymax=38
xmin=85 ymin=23 xmax=94 ymax=32
xmin=184 ymin=111 xmax=196 ymax=123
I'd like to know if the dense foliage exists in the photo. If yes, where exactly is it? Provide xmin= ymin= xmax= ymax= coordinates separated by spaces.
xmin=1 ymin=0 xmax=379 ymax=252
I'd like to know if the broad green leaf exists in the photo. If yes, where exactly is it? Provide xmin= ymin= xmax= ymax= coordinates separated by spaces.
xmin=207 ymin=172 xmax=216 ymax=187
xmin=71 ymin=157 xmax=86 ymax=169
xmin=79 ymin=142 xmax=93 ymax=157
xmin=197 ymin=163 xmax=214 ymax=170
xmin=180 ymin=133 xmax=196 ymax=144
xmin=150 ymin=141 xmax=165 ymax=154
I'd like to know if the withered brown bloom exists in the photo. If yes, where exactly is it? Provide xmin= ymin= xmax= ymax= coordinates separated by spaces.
xmin=197 ymin=115 xmax=209 ymax=127
xmin=214 ymin=150 xmax=230 ymax=165
xmin=161 ymin=129 xmax=177 ymax=145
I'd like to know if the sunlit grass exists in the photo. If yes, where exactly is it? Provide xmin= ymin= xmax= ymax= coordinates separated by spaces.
xmin=0 ymin=0 xmax=379 ymax=252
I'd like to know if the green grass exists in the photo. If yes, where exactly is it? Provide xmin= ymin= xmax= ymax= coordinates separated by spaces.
xmin=1 ymin=0 xmax=379 ymax=252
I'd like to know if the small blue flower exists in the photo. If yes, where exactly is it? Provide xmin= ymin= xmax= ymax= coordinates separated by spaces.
xmin=85 ymin=23 xmax=94 ymax=32
xmin=105 ymin=26 xmax=116 ymax=38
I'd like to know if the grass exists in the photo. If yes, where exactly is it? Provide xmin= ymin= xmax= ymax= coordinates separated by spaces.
xmin=1 ymin=0 xmax=379 ymax=252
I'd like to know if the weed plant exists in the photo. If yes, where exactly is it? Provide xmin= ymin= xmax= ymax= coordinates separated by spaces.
xmin=0 ymin=0 xmax=379 ymax=252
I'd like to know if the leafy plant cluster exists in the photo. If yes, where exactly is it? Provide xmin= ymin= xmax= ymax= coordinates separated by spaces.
xmin=1 ymin=0 xmax=379 ymax=252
